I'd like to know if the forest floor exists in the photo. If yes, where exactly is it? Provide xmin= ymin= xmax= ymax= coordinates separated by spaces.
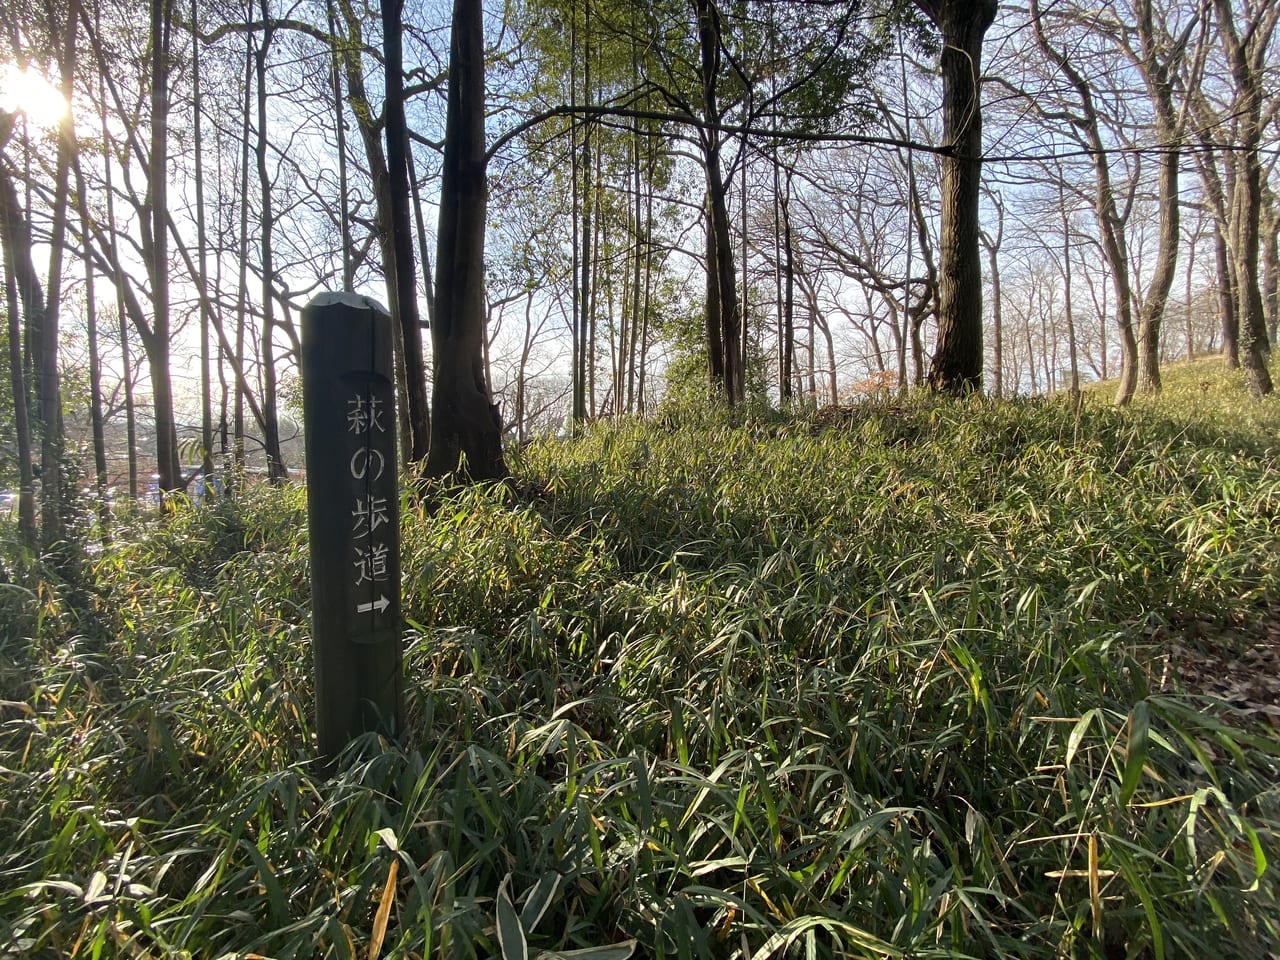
xmin=1088 ymin=359 xmax=1280 ymax=731
xmin=2 ymin=355 xmax=1279 ymax=960
xmin=1162 ymin=600 xmax=1280 ymax=727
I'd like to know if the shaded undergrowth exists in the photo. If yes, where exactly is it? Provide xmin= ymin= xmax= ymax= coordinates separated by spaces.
xmin=2 ymin=362 xmax=1279 ymax=959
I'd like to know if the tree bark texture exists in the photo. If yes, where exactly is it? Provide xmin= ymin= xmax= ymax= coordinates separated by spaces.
xmin=704 ymin=191 xmax=723 ymax=389
xmin=383 ymin=0 xmax=431 ymax=462
xmin=192 ymin=0 xmax=214 ymax=479
xmin=74 ymin=160 xmax=110 ymax=533
xmin=916 ymin=0 xmax=996 ymax=396
xmin=427 ymin=0 xmax=506 ymax=480
xmin=1263 ymin=186 xmax=1279 ymax=348
xmin=695 ymin=0 xmax=743 ymax=405
xmin=1134 ymin=0 xmax=1184 ymax=395
xmin=32 ymin=1 xmax=77 ymax=551
xmin=149 ymin=0 xmax=181 ymax=493
xmin=334 ymin=0 xmax=433 ymax=454
xmin=254 ymin=3 xmax=287 ymax=482
xmin=0 ymin=155 xmax=37 ymax=546
xmin=1213 ymin=0 xmax=1274 ymax=396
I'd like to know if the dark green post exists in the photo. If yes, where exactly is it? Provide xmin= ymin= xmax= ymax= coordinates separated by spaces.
xmin=301 ymin=293 xmax=403 ymax=766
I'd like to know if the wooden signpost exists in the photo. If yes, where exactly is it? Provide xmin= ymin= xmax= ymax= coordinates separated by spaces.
xmin=300 ymin=293 xmax=403 ymax=766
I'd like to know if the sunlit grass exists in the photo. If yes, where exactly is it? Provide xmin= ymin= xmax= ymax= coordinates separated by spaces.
xmin=2 ymin=360 xmax=1278 ymax=958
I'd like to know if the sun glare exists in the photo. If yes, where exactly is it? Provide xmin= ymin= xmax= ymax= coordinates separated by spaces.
xmin=0 ymin=63 xmax=69 ymax=128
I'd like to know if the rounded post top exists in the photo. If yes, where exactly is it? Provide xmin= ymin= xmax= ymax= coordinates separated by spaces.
xmin=305 ymin=291 xmax=390 ymax=316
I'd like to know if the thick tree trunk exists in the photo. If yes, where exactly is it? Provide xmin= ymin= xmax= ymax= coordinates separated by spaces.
xmin=1136 ymin=138 xmax=1178 ymax=393
xmin=426 ymin=0 xmax=505 ymax=480
xmin=705 ymin=192 xmax=723 ymax=389
xmin=1232 ymin=156 xmax=1274 ymax=395
xmin=916 ymin=0 xmax=996 ymax=395
xmin=1213 ymin=0 xmax=1274 ymax=396
xmin=781 ymin=172 xmax=796 ymax=406
xmin=707 ymin=156 xmax=742 ymax=403
xmin=695 ymin=0 xmax=743 ymax=405
xmin=119 ymin=306 xmax=138 ymax=501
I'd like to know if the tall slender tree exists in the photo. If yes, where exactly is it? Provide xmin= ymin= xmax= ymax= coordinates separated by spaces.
xmin=1029 ymin=0 xmax=1140 ymax=405
xmin=383 ymin=0 xmax=430 ymax=463
xmin=192 ymin=0 xmax=214 ymax=480
xmin=149 ymin=0 xmax=181 ymax=493
xmin=254 ymin=0 xmax=287 ymax=482
xmin=38 ymin=0 xmax=78 ymax=549
xmin=0 ymin=116 xmax=36 ymax=546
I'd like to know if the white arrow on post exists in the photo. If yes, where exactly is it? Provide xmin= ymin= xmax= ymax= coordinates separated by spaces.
xmin=356 ymin=595 xmax=390 ymax=615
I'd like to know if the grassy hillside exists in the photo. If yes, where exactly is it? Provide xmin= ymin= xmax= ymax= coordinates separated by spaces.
xmin=2 ymin=359 xmax=1279 ymax=959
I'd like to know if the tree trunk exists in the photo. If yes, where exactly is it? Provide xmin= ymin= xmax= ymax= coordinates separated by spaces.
xmin=1213 ymin=0 xmax=1274 ymax=395
xmin=638 ymin=139 xmax=655 ymax=414
xmin=1031 ymin=0 xmax=1138 ymax=405
xmin=39 ymin=3 xmax=78 ymax=551
xmin=916 ymin=0 xmax=997 ymax=395
xmin=0 ymin=170 xmax=36 ymax=547
xmin=383 ymin=0 xmax=431 ymax=462
xmin=982 ymin=231 xmax=1002 ymax=399
xmin=95 ymin=5 xmax=138 ymax=502
xmin=588 ymin=148 xmax=601 ymax=416
xmin=255 ymin=2 xmax=287 ymax=482
xmin=426 ymin=0 xmax=505 ymax=480
xmin=777 ymin=166 xmax=796 ymax=406
xmin=192 ymin=0 xmax=214 ymax=480
xmin=333 ymin=0 xmax=435 ymax=446
xmin=1054 ymin=178 xmax=1080 ymax=397
xmin=327 ymin=0 xmax=354 ymax=291
xmin=1263 ymin=185 xmax=1279 ymax=349
xmin=695 ymin=0 xmax=742 ymax=405
xmin=231 ymin=30 xmax=253 ymax=487
xmin=571 ymin=0 xmax=590 ymax=427
xmin=1133 ymin=0 xmax=1185 ymax=395
xmin=1214 ymin=220 xmax=1239 ymax=366
xmin=1184 ymin=219 xmax=1198 ymax=359
xmin=149 ymin=0 xmax=180 ymax=493
xmin=75 ymin=162 xmax=110 ymax=534
xmin=705 ymin=191 xmax=723 ymax=389
xmin=406 ymin=136 xmax=436 ymax=326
